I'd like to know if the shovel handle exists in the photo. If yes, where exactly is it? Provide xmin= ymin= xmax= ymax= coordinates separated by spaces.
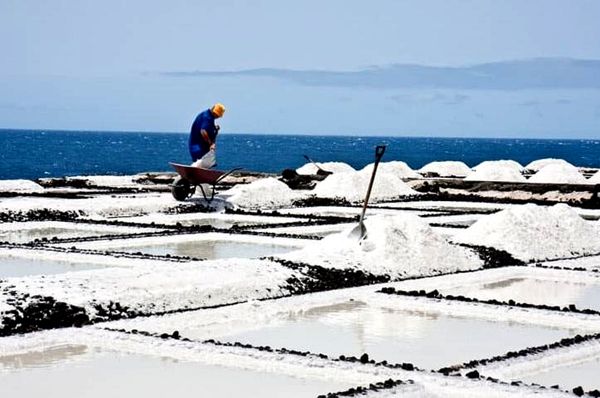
xmin=358 ymin=144 xmax=387 ymax=227
xmin=375 ymin=145 xmax=386 ymax=158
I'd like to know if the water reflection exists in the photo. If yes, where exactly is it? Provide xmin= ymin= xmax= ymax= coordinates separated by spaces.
xmin=0 ymin=345 xmax=88 ymax=371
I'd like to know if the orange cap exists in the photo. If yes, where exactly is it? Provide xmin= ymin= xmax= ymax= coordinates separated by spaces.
xmin=211 ymin=103 xmax=226 ymax=118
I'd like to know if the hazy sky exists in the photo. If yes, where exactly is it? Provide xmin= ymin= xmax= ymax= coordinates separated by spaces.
xmin=1 ymin=0 xmax=600 ymax=137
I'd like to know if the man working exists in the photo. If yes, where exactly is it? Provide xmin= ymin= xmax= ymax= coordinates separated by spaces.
xmin=188 ymin=103 xmax=226 ymax=162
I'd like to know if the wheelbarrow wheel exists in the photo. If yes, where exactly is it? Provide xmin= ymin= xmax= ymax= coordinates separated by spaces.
xmin=172 ymin=177 xmax=193 ymax=201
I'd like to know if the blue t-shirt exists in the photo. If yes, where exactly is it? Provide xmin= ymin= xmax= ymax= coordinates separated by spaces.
xmin=189 ymin=109 xmax=218 ymax=160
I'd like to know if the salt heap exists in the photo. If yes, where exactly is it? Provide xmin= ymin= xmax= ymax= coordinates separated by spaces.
xmin=525 ymin=158 xmax=573 ymax=172
xmin=465 ymin=161 xmax=526 ymax=182
xmin=282 ymin=213 xmax=482 ymax=278
xmin=361 ymin=161 xmax=420 ymax=179
xmin=528 ymin=163 xmax=589 ymax=184
xmin=419 ymin=161 xmax=471 ymax=177
xmin=224 ymin=177 xmax=304 ymax=209
xmin=296 ymin=161 xmax=355 ymax=175
xmin=473 ymin=160 xmax=524 ymax=172
xmin=454 ymin=203 xmax=600 ymax=261
xmin=0 ymin=179 xmax=44 ymax=193
xmin=313 ymin=170 xmax=418 ymax=202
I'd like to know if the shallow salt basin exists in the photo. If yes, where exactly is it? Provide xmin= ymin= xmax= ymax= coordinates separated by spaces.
xmin=516 ymin=356 xmax=600 ymax=392
xmin=0 ymin=257 xmax=104 ymax=277
xmin=132 ymin=296 xmax=573 ymax=371
xmin=443 ymin=275 xmax=600 ymax=312
xmin=255 ymin=223 xmax=355 ymax=238
xmin=66 ymin=233 xmax=307 ymax=259
xmin=0 ymin=222 xmax=149 ymax=244
xmin=117 ymin=213 xmax=305 ymax=229
xmin=0 ymin=345 xmax=349 ymax=397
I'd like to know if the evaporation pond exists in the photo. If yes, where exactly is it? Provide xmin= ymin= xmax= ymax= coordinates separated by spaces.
xmin=0 ymin=345 xmax=349 ymax=397
xmin=0 ymin=226 xmax=122 ymax=244
xmin=442 ymin=276 xmax=600 ymax=312
xmin=211 ymin=299 xmax=572 ymax=370
xmin=0 ymin=257 xmax=102 ymax=277
xmin=517 ymin=356 xmax=600 ymax=392
xmin=105 ymin=239 xmax=301 ymax=259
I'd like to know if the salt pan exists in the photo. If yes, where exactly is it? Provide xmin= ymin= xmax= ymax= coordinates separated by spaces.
xmin=454 ymin=203 xmax=600 ymax=261
xmin=296 ymin=162 xmax=355 ymax=175
xmin=313 ymin=170 xmax=417 ymax=202
xmin=224 ymin=177 xmax=304 ymax=209
xmin=419 ymin=161 xmax=471 ymax=177
xmin=528 ymin=163 xmax=589 ymax=184
xmin=282 ymin=213 xmax=482 ymax=278
xmin=361 ymin=161 xmax=420 ymax=179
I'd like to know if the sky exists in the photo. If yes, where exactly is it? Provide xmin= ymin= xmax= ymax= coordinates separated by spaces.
xmin=1 ymin=0 xmax=600 ymax=137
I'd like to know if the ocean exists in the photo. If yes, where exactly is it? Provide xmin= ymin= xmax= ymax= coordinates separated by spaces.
xmin=1 ymin=129 xmax=599 ymax=180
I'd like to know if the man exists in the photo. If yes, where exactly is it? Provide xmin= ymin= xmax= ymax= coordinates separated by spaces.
xmin=189 ymin=103 xmax=226 ymax=162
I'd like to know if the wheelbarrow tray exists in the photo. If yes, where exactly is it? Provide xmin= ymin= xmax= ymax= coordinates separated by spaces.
xmin=169 ymin=162 xmax=227 ymax=185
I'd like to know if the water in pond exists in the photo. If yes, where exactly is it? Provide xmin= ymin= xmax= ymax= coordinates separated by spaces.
xmin=0 ymin=227 xmax=118 ymax=244
xmin=193 ymin=300 xmax=572 ymax=370
xmin=517 ymin=356 xmax=600 ymax=392
xmin=107 ymin=240 xmax=300 ymax=259
xmin=0 ymin=345 xmax=350 ymax=397
xmin=0 ymin=257 xmax=102 ymax=277
xmin=443 ymin=276 xmax=600 ymax=311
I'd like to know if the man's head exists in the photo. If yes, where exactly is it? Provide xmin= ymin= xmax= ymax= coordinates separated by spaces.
xmin=211 ymin=103 xmax=226 ymax=118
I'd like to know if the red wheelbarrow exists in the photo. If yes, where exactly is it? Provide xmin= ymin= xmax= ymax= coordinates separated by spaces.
xmin=169 ymin=163 xmax=241 ymax=202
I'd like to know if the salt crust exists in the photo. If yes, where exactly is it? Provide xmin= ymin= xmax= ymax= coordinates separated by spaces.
xmin=0 ymin=180 xmax=44 ymax=193
xmin=296 ymin=162 xmax=355 ymax=175
xmin=281 ymin=213 xmax=482 ymax=278
xmin=361 ymin=161 xmax=420 ymax=179
xmin=68 ymin=175 xmax=138 ymax=187
xmin=454 ymin=203 xmax=600 ymax=262
xmin=419 ymin=161 xmax=472 ymax=177
xmin=528 ymin=163 xmax=589 ymax=184
xmin=588 ymin=170 xmax=600 ymax=183
xmin=465 ymin=162 xmax=526 ymax=182
xmin=313 ymin=170 xmax=418 ymax=202
xmin=3 ymin=259 xmax=298 ymax=316
xmin=525 ymin=158 xmax=574 ymax=172
xmin=224 ymin=177 xmax=305 ymax=209
xmin=473 ymin=160 xmax=524 ymax=172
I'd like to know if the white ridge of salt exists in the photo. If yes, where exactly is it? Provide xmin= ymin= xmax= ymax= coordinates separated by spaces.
xmin=418 ymin=161 xmax=472 ymax=177
xmin=473 ymin=160 xmax=524 ymax=172
xmin=312 ymin=170 xmax=418 ymax=202
xmin=525 ymin=158 xmax=574 ymax=172
xmin=0 ymin=179 xmax=44 ymax=193
xmin=454 ymin=203 xmax=600 ymax=262
xmin=296 ymin=162 xmax=355 ymax=175
xmin=281 ymin=213 xmax=482 ymax=278
xmin=68 ymin=175 xmax=138 ymax=187
xmin=465 ymin=162 xmax=526 ymax=183
xmin=224 ymin=177 xmax=305 ymax=209
xmin=361 ymin=161 xmax=420 ymax=179
xmin=528 ymin=163 xmax=589 ymax=184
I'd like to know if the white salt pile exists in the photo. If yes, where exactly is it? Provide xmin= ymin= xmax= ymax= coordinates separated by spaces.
xmin=525 ymin=158 xmax=573 ymax=172
xmin=361 ymin=161 xmax=420 ymax=179
xmin=528 ymin=163 xmax=589 ymax=184
xmin=296 ymin=161 xmax=355 ymax=175
xmin=282 ymin=213 xmax=482 ymax=278
xmin=465 ymin=162 xmax=526 ymax=182
xmin=0 ymin=179 xmax=44 ymax=193
xmin=224 ymin=177 xmax=304 ymax=209
xmin=454 ymin=203 xmax=600 ymax=262
xmin=313 ymin=170 xmax=418 ymax=202
xmin=473 ymin=160 xmax=524 ymax=172
xmin=419 ymin=161 xmax=471 ymax=177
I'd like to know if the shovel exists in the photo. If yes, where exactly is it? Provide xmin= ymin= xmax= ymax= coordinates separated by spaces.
xmin=303 ymin=155 xmax=333 ymax=176
xmin=349 ymin=145 xmax=387 ymax=241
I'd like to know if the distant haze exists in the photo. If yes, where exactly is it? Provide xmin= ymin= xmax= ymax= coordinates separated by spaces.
xmin=1 ymin=0 xmax=599 ymax=138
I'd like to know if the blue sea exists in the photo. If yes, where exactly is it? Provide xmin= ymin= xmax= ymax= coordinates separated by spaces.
xmin=1 ymin=129 xmax=599 ymax=180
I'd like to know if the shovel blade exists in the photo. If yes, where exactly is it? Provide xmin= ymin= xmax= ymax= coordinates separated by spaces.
xmin=349 ymin=222 xmax=367 ymax=241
